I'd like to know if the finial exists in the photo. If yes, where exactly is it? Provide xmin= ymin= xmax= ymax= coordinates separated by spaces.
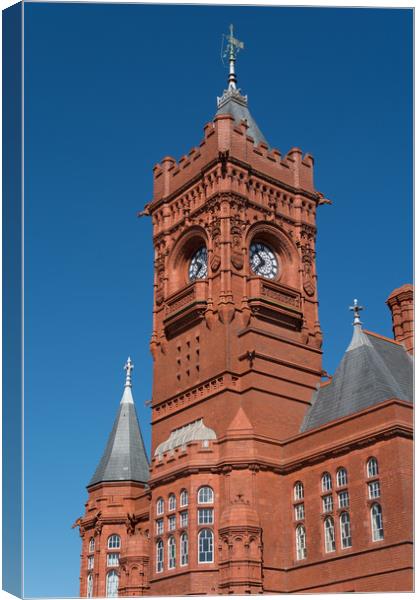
xmin=349 ymin=298 xmax=364 ymax=326
xmin=222 ymin=24 xmax=244 ymax=90
xmin=124 ymin=356 xmax=134 ymax=388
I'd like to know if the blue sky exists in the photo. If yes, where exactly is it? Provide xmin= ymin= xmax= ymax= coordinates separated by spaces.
xmin=23 ymin=4 xmax=412 ymax=597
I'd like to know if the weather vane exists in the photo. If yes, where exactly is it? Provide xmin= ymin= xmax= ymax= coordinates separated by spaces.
xmin=349 ymin=299 xmax=364 ymax=326
xmin=221 ymin=24 xmax=244 ymax=90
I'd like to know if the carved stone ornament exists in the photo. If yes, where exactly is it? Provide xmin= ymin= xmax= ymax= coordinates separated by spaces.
xmin=231 ymin=252 xmax=244 ymax=270
xmin=126 ymin=512 xmax=140 ymax=535
xmin=211 ymin=253 xmax=221 ymax=272
xmin=302 ymin=254 xmax=315 ymax=297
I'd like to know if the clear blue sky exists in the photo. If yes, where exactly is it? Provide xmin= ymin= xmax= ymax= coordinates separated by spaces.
xmin=23 ymin=4 xmax=412 ymax=597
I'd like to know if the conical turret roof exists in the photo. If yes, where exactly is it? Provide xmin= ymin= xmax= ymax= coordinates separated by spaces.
xmin=301 ymin=311 xmax=413 ymax=432
xmin=89 ymin=358 xmax=149 ymax=487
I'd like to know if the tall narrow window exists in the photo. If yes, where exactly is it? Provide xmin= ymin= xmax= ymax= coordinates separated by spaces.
xmin=336 ymin=468 xmax=348 ymax=487
xmin=198 ymin=508 xmax=214 ymax=524
xmin=294 ymin=481 xmax=304 ymax=501
xmin=368 ymin=481 xmax=381 ymax=499
xmin=180 ymin=532 xmax=189 ymax=566
xmin=168 ymin=493 xmax=176 ymax=511
xmin=338 ymin=491 xmax=350 ymax=509
xmin=371 ymin=503 xmax=384 ymax=541
xmin=198 ymin=529 xmax=214 ymax=563
xmin=108 ymin=535 xmax=121 ymax=550
xmin=88 ymin=537 xmax=95 ymax=553
xmin=322 ymin=472 xmax=332 ymax=492
xmin=87 ymin=555 xmax=94 ymax=570
xmin=156 ymin=539 xmax=164 ymax=573
xmin=180 ymin=489 xmax=188 ymax=507
xmin=156 ymin=518 xmax=164 ymax=535
xmin=294 ymin=504 xmax=305 ymax=521
xmin=340 ymin=512 xmax=352 ymax=548
xmin=168 ymin=536 xmax=176 ymax=569
xmin=198 ymin=486 xmax=214 ymax=504
xmin=87 ymin=574 xmax=93 ymax=598
xmin=322 ymin=494 xmax=333 ymax=513
xmin=324 ymin=517 xmax=336 ymax=552
xmin=106 ymin=570 xmax=119 ymax=598
xmin=156 ymin=497 xmax=164 ymax=515
xmin=367 ymin=457 xmax=379 ymax=478
xmin=296 ymin=525 xmax=307 ymax=560
xmin=180 ymin=511 xmax=188 ymax=528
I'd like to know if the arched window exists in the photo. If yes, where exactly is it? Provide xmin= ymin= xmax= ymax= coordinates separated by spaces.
xmin=88 ymin=537 xmax=95 ymax=553
xmin=106 ymin=570 xmax=119 ymax=598
xmin=324 ymin=517 xmax=336 ymax=552
xmin=336 ymin=468 xmax=348 ymax=487
xmin=198 ymin=486 xmax=214 ymax=504
xmin=371 ymin=503 xmax=384 ymax=541
xmin=168 ymin=493 xmax=176 ymax=511
xmin=180 ymin=489 xmax=188 ymax=507
xmin=321 ymin=472 xmax=332 ymax=492
xmin=296 ymin=525 xmax=307 ymax=560
xmin=340 ymin=512 xmax=352 ymax=548
xmin=180 ymin=532 xmax=189 ymax=566
xmin=168 ymin=536 xmax=176 ymax=569
xmin=198 ymin=529 xmax=214 ymax=563
xmin=294 ymin=481 xmax=304 ymax=501
xmin=107 ymin=535 xmax=121 ymax=550
xmin=156 ymin=497 xmax=164 ymax=515
xmin=367 ymin=457 xmax=379 ymax=478
xmin=156 ymin=539 xmax=164 ymax=573
xmin=87 ymin=574 xmax=93 ymax=598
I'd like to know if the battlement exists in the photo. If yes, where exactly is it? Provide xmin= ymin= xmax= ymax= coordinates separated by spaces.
xmin=151 ymin=113 xmax=316 ymax=207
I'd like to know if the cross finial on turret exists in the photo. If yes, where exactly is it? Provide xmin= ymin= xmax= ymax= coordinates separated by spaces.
xmin=222 ymin=24 xmax=244 ymax=90
xmin=124 ymin=356 xmax=134 ymax=388
xmin=349 ymin=299 xmax=364 ymax=326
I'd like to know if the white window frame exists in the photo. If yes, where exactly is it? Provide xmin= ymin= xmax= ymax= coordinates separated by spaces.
xmin=322 ymin=494 xmax=333 ymax=513
xmin=156 ymin=539 xmax=164 ymax=573
xmin=368 ymin=480 xmax=381 ymax=499
xmin=198 ymin=528 xmax=214 ymax=563
xmin=367 ymin=457 xmax=379 ymax=478
xmin=106 ymin=570 xmax=119 ymax=598
xmin=156 ymin=497 xmax=164 ymax=515
xmin=168 ymin=515 xmax=176 ymax=531
xmin=324 ymin=517 xmax=336 ymax=553
xmin=180 ymin=489 xmax=188 ymax=507
xmin=168 ymin=536 xmax=176 ymax=569
xmin=198 ymin=486 xmax=214 ymax=504
xmin=88 ymin=537 xmax=95 ymax=553
xmin=180 ymin=532 xmax=189 ymax=566
xmin=87 ymin=574 xmax=93 ymax=598
xmin=107 ymin=535 xmax=121 ymax=550
xmin=156 ymin=518 xmax=164 ymax=535
xmin=340 ymin=512 xmax=352 ymax=548
xmin=198 ymin=508 xmax=214 ymax=525
xmin=371 ymin=503 xmax=384 ymax=541
xmin=294 ymin=503 xmax=305 ymax=521
xmin=168 ymin=494 xmax=176 ymax=512
xmin=180 ymin=511 xmax=188 ymax=528
xmin=296 ymin=525 xmax=307 ymax=560
xmin=87 ymin=555 xmax=94 ymax=570
xmin=294 ymin=481 xmax=304 ymax=501
xmin=107 ymin=553 xmax=120 ymax=567
xmin=336 ymin=468 xmax=348 ymax=487
xmin=338 ymin=490 xmax=350 ymax=508
xmin=322 ymin=472 xmax=332 ymax=492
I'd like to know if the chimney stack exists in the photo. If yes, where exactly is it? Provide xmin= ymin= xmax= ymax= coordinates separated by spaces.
xmin=386 ymin=284 xmax=414 ymax=354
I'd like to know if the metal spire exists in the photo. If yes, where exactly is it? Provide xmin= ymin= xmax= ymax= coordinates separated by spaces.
xmin=349 ymin=299 xmax=364 ymax=326
xmin=222 ymin=24 xmax=244 ymax=90
xmin=124 ymin=356 xmax=134 ymax=387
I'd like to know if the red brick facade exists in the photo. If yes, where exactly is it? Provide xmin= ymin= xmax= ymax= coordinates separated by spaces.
xmin=75 ymin=95 xmax=413 ymax=594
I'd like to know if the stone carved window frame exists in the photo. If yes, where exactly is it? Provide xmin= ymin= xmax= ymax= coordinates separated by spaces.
xmin=246 ymin=221 xmax=300 ymax=289
xmin=167 ymin=226 xmax=209 ymax=296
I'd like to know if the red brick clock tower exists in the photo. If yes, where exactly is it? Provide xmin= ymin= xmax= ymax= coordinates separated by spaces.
xmin=75 ymin=26 xmax=413 ymax=595
xmin=142 ymin=26 xmax=326 ymax=595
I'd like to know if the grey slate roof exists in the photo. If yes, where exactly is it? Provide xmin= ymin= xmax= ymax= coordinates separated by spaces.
xmin=300 ymin=326 xmax=413 ymax=432
xmin=216 ymin=89 xmax=268 ymax=147
xmin=89 ymin=385 xmax=149 ymax=486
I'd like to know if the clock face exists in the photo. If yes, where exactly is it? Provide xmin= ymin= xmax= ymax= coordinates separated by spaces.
xmin=249 ymin=242 xmax=278 ymax=280
xmin=189 ymin=246 xmax=208 ymax=281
